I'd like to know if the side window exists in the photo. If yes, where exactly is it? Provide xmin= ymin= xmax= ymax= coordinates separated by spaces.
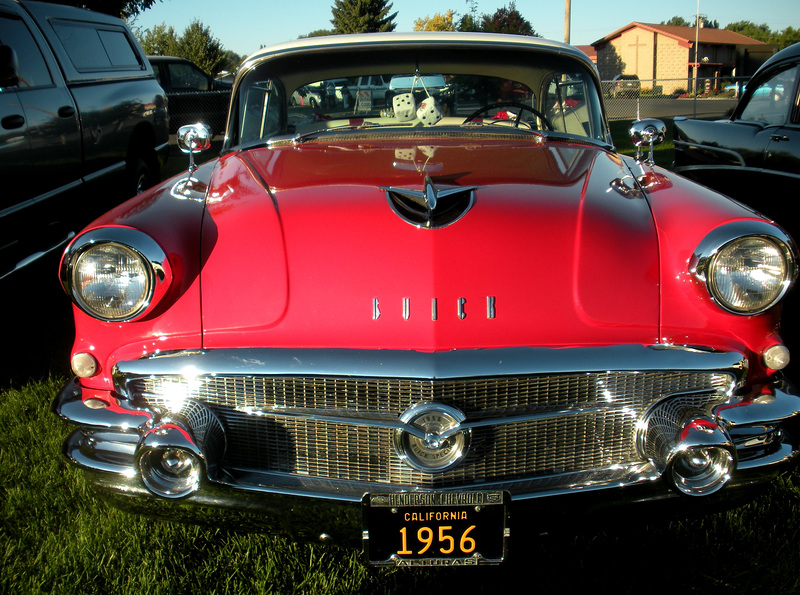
xmin=740 ymin=65 xmax=799 ymax=126
xmin=52 ymin=21 xmax=141 ymax=72
xmin=0 ymin=14 xmax=52 ymax=88
xmin=238 ymin=78 xmax=281 ymax=143
xmin=168 ymin=63 xmax=210 ymax=91
xmin=545 ymin=75 xmax=590 ymax=136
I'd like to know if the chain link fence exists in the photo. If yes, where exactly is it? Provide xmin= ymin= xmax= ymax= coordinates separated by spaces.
xmin=601 ymin=77 xmax=749 ymax=122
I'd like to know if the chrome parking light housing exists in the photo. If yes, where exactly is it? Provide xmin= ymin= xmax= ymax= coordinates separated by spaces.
xmin=135 ymin=401 xmax=225 ymax=499
xmin=137 ymin=438 xmax=204 ymax=499
xmin=664 ymin=419 xmax=736 ymax=496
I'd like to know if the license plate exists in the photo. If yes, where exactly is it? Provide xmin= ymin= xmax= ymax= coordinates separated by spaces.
xmin=363 ymin=491 xmax=508 ymax=566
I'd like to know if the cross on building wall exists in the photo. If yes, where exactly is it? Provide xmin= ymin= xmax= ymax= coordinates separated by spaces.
xmin=628 ymin=35 xmax=647 ymax=73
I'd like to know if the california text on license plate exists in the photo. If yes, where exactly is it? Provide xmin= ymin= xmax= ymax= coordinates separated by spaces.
xmin=363 ymin=491 xmax=509 ymax=566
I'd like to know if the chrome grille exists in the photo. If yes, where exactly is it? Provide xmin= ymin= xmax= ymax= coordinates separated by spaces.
xmin=132 ymin=372 xmax=729 ymax=416
xmin=127 ymin=371 xmax=734 ymax=488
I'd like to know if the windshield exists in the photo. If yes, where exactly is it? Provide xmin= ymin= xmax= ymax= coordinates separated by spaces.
xmin=231 ymin=43 xmax=607 ymax=147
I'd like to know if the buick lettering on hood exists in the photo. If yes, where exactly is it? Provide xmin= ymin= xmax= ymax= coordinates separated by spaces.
xmin=55 ymin=33 xmax=800 ymax=566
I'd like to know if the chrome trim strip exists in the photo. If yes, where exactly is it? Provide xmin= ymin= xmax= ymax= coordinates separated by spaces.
xmin=113 ymin=345 xmax=748 ymax=396
xmin=673 ymin=140 xmax=747 ymax=167
xmin=82 ymin=161 xmax=126 ymax=184
xmin=0 ymin=231 xmax=75 ymax=281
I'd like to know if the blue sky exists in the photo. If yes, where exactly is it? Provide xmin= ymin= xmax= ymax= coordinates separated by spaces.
xmin=132 ymin=0 xmax=800 ymax=58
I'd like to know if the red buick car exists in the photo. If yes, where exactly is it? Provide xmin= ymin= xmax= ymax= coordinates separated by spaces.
xmin=55 ymin=32 xmax=800 ymax=566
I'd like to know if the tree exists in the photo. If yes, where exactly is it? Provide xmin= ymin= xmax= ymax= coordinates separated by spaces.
xmin=661 ymin=16 xmax=691 ymax=27
xmin=773 ymin=26 xmax=800 ymax=50
xmin=45 ymin=0 xmax=160 ymax=19
xmin=220 ymin=50 xmax=243 ymax=74
xmin=138 ymin=22 xmax=179 ymax=56
xmin=331 ymin=0 xmax=397 ymax=34
xmin=178 ymin=20 xmax=224 ymax=75
xmin=301 ymin=29 xmax=335 ymax=38
xmin=457 ymin=0 xmax=481 ymax=32
xmin=481 ymin=2 xmax=537 ymax=36
xmin=725 ymin=21 xmax=772 ymax=43
xmin=662 ymin=15 xmax=718 ymax=29
xmin=138 ymin=20 xmax=225 ymax=76
xmin=414 ymin=11 xmax=456 ymax=32
xmin=696 ymin=17 xmax=719 ymax=29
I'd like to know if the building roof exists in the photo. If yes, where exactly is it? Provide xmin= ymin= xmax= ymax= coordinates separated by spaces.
xmin=592 ymin=22 xmax=768 ymax=48
xmin=575 ymin=45 xmax=597 ymax=62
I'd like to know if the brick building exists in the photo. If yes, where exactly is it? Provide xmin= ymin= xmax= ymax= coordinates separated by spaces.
xmin=591 ymin=22 xmax=776 ymax=94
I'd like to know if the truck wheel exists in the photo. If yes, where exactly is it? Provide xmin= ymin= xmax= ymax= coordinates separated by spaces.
xmin=129 ymin=155 xmax=160 ymax=196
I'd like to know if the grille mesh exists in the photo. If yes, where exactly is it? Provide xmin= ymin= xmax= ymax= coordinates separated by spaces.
xmin=128 ymin=371 xmax=733 ymax=488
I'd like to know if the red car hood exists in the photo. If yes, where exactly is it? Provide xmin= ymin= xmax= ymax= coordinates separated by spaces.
xmin=200 ymin=138 xmax=660 ymax=350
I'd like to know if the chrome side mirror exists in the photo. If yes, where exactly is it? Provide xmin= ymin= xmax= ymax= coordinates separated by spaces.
xmin=629 ymin=119 xmax=666 ymax=165
xmin=177 ymin=123 xmax=213 ymax=173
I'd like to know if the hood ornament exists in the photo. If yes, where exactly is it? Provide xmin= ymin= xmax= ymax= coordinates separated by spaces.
xmin=381 ymin=175 xmax=476 ymax=229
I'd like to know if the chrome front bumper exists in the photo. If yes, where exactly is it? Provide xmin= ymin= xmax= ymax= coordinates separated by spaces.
xmin=55 ymin=346 xmax=800 ymax=544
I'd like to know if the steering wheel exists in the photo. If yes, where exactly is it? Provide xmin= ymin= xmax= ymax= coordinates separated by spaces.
xmin=463 ymin=101 xmax=553 ymax=130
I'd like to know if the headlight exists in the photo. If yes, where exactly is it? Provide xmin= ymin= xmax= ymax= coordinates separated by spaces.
xmin=61 ymin=228 xmax=170 ymax=322
xmin=693 ymin=222 xmax=796 ymax=315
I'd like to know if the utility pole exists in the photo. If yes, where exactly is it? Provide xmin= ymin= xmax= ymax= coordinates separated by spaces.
xmin=564 ymin=0 xmax=571 ymax=44
xmin=693 ymin=0 xmax=700 ymax=116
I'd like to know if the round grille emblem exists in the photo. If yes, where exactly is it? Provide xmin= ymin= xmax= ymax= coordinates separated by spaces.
xmin=394 ymin=403 xmax=471 ymax=472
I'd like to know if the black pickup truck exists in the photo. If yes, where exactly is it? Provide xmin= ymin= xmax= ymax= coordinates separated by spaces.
xmin=0 ymin=0 xmax=169 ymax=280
xmin=148 ymin=55 xmax=231 ymax=134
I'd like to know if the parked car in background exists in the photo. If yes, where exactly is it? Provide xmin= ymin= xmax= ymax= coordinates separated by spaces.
xmin=0 ymin=0 xmax=168 ymax=280
xmin=385 ymin=73 xmax=455 ymax=115
xmin=55 ymin=32 xmax=800 ymax=567
xmin=290 ymin=85 xmax=322 ymax=108
xmin=148 ymin=55 xmax=231 ymax=134
xmin=354 ymin=74 xmax=392 ymax=107
xmin=673 ymin=42 xmax=800 ymax=217
xmin=605 ymin=73 xmax=641 ymax=97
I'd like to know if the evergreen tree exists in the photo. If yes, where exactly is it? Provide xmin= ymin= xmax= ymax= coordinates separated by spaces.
xmin=301 ymin=29 xmax=335 ymax=38
xmin=331 ymin=0 xmax=397 ymax=34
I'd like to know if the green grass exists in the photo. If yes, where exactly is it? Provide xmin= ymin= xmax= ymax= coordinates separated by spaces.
xmin=3 ymin=376 xmax=800 ymax=593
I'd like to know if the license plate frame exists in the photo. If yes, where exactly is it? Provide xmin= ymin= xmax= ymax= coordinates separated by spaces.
xmin=362 ymin=491 xmax=509 ymax=566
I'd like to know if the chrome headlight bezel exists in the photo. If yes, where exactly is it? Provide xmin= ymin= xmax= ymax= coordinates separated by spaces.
xmin=692 ymin=221 xmax=797 ymax=315
xmin=60 ymin=227 xmax=171 ymax=322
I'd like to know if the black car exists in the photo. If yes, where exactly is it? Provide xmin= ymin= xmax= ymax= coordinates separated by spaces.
xmin=673 ymin=42 xmax=800 ymax=218
xmin=673 ymin=42 xmax=800 ymax=364
xmin=148 ymin=55 xmax=232 ymax=134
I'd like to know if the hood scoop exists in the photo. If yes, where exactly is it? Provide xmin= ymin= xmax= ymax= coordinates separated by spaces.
xmin=382 ymin=176 xmax=476 ymax=229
